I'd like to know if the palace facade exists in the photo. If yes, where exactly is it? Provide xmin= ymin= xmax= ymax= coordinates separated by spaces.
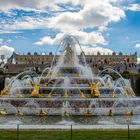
xmin=4 ymin=51 xmax=137 ymax=74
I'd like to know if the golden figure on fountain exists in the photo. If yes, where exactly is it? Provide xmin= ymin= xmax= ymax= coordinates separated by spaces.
xmin=47 ymin=92 xmax=52 ymax=98
xmin=17 ymin=90 xmax=24 ymax=98
xmin=64 ymin=111 xmax=69 ymax=117
xmin=90 ymin=82 xmax=100 ymax=98
xmin=125 ymin=110 xmax=133 ymax=116
xmin=126 ymin=88 xmax=135 ymax=97
xmin=79 ymin=90 xmax=86 ymax=98
xmin=45 ymin=81 xmax=48 ymax=87
xmin=47 ymin=70 xmax=52 ymax=78
xmin=16 ymin=110 xmax=24 ymax=116
xmin=30 ymin=84 xmax=43 ymax=98
xmin=0 ymin=110 xmax=7 ymax=115
xmin=38 ymin=109 xmax=47 ymax=117
xmin=112 ymin=91 xmax=116 ymax=98
xmin=124 ymin=87 xmax=135 ymax=97
xmin=64 ymin=91 xmax=69 ymax=98
xmin=76 ymin=72 xmax=81 ymax=77
xmin=84 ymin=110 xmax=92 ymax=117
xmin=108 ymin=109 xmax=113 ymax=116
xmin=0 ymin=87 xmax=10 ymax=97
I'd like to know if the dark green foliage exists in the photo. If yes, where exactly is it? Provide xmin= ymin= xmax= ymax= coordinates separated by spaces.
xmin=121 ymin=71 xmax=131 ymax=79
xmin=0 ymin=70 xmax=4 ymax=75
xmin=135 ymin=76 xmax=140 ymax=96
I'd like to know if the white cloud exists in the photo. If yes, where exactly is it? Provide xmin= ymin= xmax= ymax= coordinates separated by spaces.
xmin=35 ymin=31 xmax=106 ymax=46
xmin=74 ymin=31 xmax=106 ymax=45
xmin=4 ymin=17 xmax=49 ymax=31
xmin=35 ymin=33 xmax=64 ymax=45
xmin=134 ymin=43 xmax=140 ymax=48
xmin=1 ymin=0 xmax=125 ymax=32
xmin=0 ymin=0 xmax=124 ymax=13
xmin=48 ymin=1 xmax=125 ymax=31
xmin=76 ymin=45 xmax=113 ymax=55
xmin=137 ymin=58 xmax=140 ymax=64
xmin=0 ymin=0 xmax=59 ymax=12
xmin=0 ymin=45 xmax=15 ymax=56
xmin=32 ymin=0 xmax=124 ymax=49
xmin=126 ymin=4 xmax=140 ymax=11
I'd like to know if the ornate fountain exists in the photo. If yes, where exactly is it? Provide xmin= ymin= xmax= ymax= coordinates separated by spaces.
xmin=0 ymin=35 xmax=139 ymax=117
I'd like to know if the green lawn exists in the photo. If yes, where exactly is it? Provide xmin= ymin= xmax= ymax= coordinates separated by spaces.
xmin=0 ymin=129 xmax=139 ymax=140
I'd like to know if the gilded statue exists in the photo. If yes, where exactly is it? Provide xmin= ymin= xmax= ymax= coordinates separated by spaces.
xmin=90 ymin=82 xmax=100 ymax=97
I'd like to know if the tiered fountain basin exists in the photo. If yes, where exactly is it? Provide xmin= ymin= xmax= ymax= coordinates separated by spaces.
xmin=0 ymin=97 xmax=139 ymax=116
xmin=0 ymin=35 xmax=137 ymax=120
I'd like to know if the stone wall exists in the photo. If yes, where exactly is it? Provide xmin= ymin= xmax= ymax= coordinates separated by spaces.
xmin=8 ymin=52 xmax=137 ymax=65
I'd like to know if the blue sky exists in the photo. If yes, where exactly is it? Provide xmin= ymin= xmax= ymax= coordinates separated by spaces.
xmin=0 ymin=0 xmax=140 ymax=61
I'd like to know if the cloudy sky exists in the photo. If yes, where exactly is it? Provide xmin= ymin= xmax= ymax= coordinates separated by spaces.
xmin=0 ymin=0 xmax=140 ymax=60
